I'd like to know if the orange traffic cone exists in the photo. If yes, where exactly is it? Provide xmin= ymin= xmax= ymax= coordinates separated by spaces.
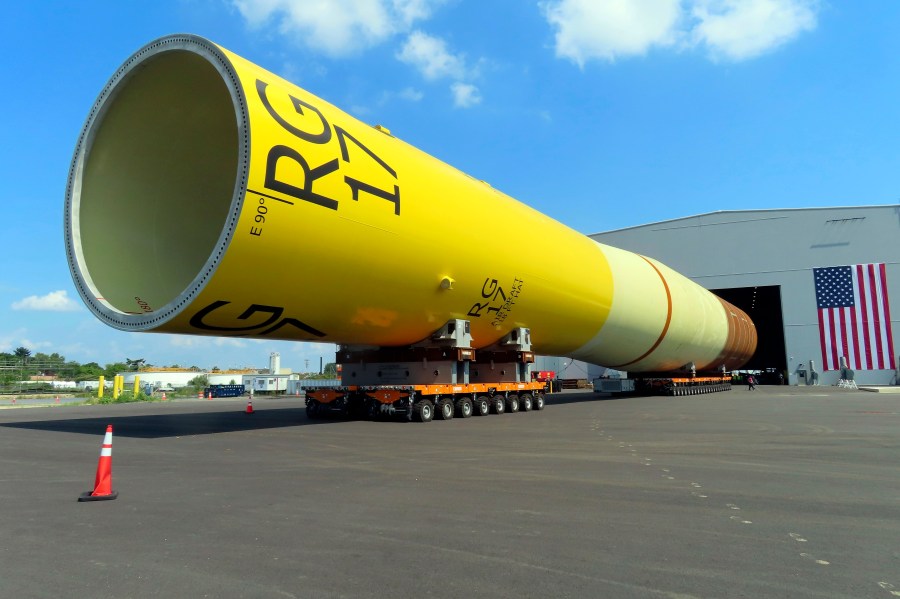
xmin=208 ymin=392 xmax=213 ymax=400
xmin=245 ymin=401 xmax=254 ymax=414
xmin=78 ymin=425 xmax=118 ymax=501
xmin=55 ymin=395 xmax=60 ymax=403
xmin=161 ymin=392 xmax=167 ymax=401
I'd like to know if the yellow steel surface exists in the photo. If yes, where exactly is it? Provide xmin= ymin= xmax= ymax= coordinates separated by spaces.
xmin=155 ymin=43 xmax=615 ymax=355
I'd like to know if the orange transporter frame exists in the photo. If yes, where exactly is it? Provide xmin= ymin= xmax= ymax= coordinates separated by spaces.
xmin=306 ymin=381 xmax=548 ymax=422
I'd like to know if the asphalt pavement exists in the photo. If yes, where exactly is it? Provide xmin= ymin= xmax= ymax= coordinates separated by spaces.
xmin=1 ymin=386 xmax=898 ymax=598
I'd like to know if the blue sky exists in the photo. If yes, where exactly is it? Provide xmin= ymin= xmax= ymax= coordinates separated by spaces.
xmin=1 ymin=0 xmax=898 ymax=371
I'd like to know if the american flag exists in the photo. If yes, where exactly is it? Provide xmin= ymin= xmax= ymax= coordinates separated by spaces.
xmin=814 ymin=264 xmax=896 ymax=371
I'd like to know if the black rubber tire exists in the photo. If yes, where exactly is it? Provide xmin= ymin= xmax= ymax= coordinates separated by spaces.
xmin=533 ymin=393 xmax=545 ymax=410
xmin=414 ymin=399 xmax=434 ymax=422
xmin=437 ymin=398 xmax=455 ymax=420
xmin=506 ymin=395 xmax=520 ymax=413
xmin=456 ymin=397 xmax=473 ymax=418
xmin=365 ymin=400 xmax=379 ymax=419
xmin=305 ymin=400 xmax=320 ymax=419
xmin=492 ymin=397 xmax=506 ymax=414
xmin=474 ymin=395 xmax=491 ymax=416
xmin=520 ymin=393 xmax=533 ymax=412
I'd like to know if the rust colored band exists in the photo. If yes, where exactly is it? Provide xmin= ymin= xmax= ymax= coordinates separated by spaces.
xmin=610 ymin=255 xmax=673 ymax=369
xmin=702 ymin=297 xmax=758 ymax=371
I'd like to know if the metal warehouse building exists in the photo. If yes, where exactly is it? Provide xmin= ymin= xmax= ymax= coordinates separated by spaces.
xmin=587 ymin=205 xmax=899 ymax=386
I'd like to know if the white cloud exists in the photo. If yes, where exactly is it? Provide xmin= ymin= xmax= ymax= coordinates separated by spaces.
xmin=232 ymin=1 xmax=481 ymax=107
xmin=0 ymin=329 xmax=26 ymax=352
xmin=541 ymin=0 xmax=819 ymax=65
xmin=541 ymin=0 xmax=683 ymax=66
xmin=215 ymin=338 xmax=249 ymax=348
xmin=0 ymin=330 xmax=53 ymax=353
xmin=397 ymin=31 xmax=482 ymax=108
xmin=393 ymin=0 xmax=446 ymax=26
xmin=451 ymin=82 xmax=481 ymax=108
xmin=398 ymin=87 xmax=425 ymax=101
xmin=232 ymin=0 xmax=444 ymax=56
xmin=11 ymin=290 xmax=80 ymax=312
xmin=21 ymin=339 xmax=54 ymax=351
xmin=168 ymin=336 xmax=247 ymax=349
xmin=691 ymin=0 xmax=819 ymax=61
xmin=397 ymin=30 xmax=468 ymax=80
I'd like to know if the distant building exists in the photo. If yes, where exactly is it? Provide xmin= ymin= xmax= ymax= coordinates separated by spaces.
xmin=243 ymin=373 xmax=297 ymax=394
xmin=589 ymin=205 xmax=899 ymax=386
xmin=121 ymin=370 xmax=201 ymax=389
xmin=118 ymin=353 xmax=304 ymax=394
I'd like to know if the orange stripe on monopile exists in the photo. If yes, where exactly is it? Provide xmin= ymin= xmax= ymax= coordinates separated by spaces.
xmin=610 ymin=255 xmax=673 ymax=369
xmin=570 ymin=244 xmax=672 ymax=369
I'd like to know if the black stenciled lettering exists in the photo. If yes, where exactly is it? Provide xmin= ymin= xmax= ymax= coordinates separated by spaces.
xmin=335 ymin=127 xmax=396 ymax=176
xmin=345 ymin=178 xmax=400 ymax=215
xmin=189 ymin=301 xmax=326 ymax=338
xmin=334 ymin=126 xmax=400 ymax=215
xmin=481 ymin=279 xmax=498 ymax=299
xmin=256 ymin=316 xmax=326 ymax=337
xmin=265 ymin=145 xmax=339 ymax=210
xmin=256 ymin=79 xmax=332 ymax=144
xmin=134 ymin=297 xmax=152 ymax=313
xmin=468 ymin=302 xmax=489 ymax=318
xmin=250 ymin=198 xmax=266 ymax=237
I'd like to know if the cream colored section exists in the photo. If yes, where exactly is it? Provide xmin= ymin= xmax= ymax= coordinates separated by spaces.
xmin=571 ymin=247 xmax=731 ymax=372
xmin=570 ymin=244 xmax=669 ymax=367
xmin=625 ymin=258 xmax=729 ymax=372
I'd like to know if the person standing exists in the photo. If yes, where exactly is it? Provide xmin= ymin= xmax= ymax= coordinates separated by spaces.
xmin=747 ymin=374 xmax=756 ymax=391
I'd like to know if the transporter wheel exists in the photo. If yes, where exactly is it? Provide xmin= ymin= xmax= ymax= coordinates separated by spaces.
xmin=533 ymin=393 xmax=545 ymax=410
xmin=474 ymin=395 xmax=491 ymax=416
xmin=365 ymin=399 xmax=379 ymax=420
xmin=456 ymin=397 xmax=474 ymax=418
xmin=414 ymin=399 xmax=434 ymax=423
xmin=305 ymin=400 xmax=320 ymax=419
xmin=506 ymin=395 xmax=520 ymax=413
xmin=492 ymin=396 xmax=506 ymax=414
xmin=520 ymin=393 xmax=533 ymax=412
xmin=437 ymin=398 xmax=455 ymax=420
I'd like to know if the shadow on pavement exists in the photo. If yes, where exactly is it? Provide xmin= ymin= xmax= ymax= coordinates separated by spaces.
xmin=0 ymin=407 xmax=344 ymax=439
xmin=546 ymin=391 xmax=624 ymax=405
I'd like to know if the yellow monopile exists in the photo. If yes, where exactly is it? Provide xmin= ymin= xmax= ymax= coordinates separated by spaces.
xmin=65 ymin=35 xmax=755 ymax=373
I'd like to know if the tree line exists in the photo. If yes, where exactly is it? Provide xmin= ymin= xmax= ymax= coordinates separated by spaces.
xmin=0 ymin=346 xmax=338 ymax=384
xmin=0 ymin=346 xmax=200 ymax=385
